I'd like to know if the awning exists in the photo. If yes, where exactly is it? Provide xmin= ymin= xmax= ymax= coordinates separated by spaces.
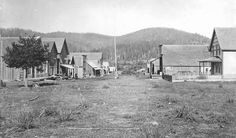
xmin=94 ymin=67 xmax=102 ymax=70
xmin=60 ymin=64 xmax=74 ymax=69
xmin=199 ymin=57 xmax=222 ymax=63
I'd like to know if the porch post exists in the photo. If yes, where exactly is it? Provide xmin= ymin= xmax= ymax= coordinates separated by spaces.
xmin=203 ymin=62 xmax=205 ymax=74
xmin=199 ymin=62 xmax=200 ymax=75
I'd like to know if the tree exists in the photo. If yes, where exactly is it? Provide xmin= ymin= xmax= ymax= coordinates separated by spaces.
xmin=3 ymin=35 xmax=49 ymax=87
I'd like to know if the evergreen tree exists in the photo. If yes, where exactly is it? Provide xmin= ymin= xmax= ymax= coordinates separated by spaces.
xmin=3 ymin=35 xmax=49 ymax=87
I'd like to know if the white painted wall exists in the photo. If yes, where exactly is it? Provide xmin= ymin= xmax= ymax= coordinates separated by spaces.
xmin=74 ymin=66 xmax=83 ymax=78
xmin=223 ymin=51 xmax=236 ymax=78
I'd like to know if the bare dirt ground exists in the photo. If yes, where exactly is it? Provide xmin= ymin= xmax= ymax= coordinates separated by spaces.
xmin=0 ymin=75 xmax=235 ymax=137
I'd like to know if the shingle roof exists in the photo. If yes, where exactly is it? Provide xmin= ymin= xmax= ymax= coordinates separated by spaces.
xmin=70 ymin=52 xmax=102 ymax=60
xmin=41 ymin=38 xmax=65 ymax=53
xmin=162 ymin=45 xmax=209 ymax=66
xmin=214 ymin=27 xmax=236 ymax=50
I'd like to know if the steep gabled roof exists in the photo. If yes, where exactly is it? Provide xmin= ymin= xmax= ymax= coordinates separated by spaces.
xmin=70 ymin=52 xmax=102 ymax=60
xmin=212 ymin=27 xmax=236 ymax=50
xmin=42 ymin=38 xmax=66 ymax=53
xmin=42 ymin=41 xmax=57 ymax=52
xmin=162 ymin=45 xmax=209 ymax=66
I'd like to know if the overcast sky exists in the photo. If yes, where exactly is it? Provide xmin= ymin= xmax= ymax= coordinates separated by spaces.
xmin=0 ymin=0 xmax=235 ymax=37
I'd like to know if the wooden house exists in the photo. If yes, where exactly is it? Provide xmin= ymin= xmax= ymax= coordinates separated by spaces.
xmin=147 ymin=58 xmax=160 ymax=74
xmin=159 ymin=44 xmax=209 ymax=80
xmin=199 ymin=28 xmax=236 ymax=78
xmin=0 ymin=37 xmax=70 ymax=81
xmin=68 ymin=54 xmax=86 ymax=78
xmin=102 ymin=61 xmax=110 ymax=74
xmin=42 ymin=38 xmax=70 ymax=76
xmin=0 ymin=37 xmax=23 ymax=81
xmin=69 ymin=52 xmax=103 ymax=77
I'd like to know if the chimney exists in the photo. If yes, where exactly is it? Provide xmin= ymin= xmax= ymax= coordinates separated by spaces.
xmin=159 ymin=44 xmax=163 ymax=73
xmin=159 ymin=44 xmax=163 ymax=58
xmin=82 ymin=55 xmax=87 ymax=77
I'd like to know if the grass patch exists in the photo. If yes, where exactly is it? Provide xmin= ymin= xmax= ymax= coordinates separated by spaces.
xmin=152 ymin=84 xmax=160 ymax=88
xmin=197 ymin=75 xmax=207 ymax=79
xmin=141 ymin=123 xmax=161 ymax=138
xmin=102 ymin=85 xmax=109 ymax=89
xmin=218 ymin=83 xmax=223 ymax=88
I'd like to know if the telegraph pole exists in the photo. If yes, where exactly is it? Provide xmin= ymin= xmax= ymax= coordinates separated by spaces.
xmin=114 ymin=36 xmax=118 ymax=79
xmin=0 ymin=35 xmax=3 ymax=86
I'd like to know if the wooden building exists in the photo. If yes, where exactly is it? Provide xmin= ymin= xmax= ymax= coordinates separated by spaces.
xmin=42 ymin=38 xmax=70 ymax=76
xmin=159 ymin=44 xmax=209 ymax=80
xmin=68 ymin=54 xmax=86 ymax=78
xmin=0 ymin=37 xmax=23 ymax=81
xmin=199 ymin=28 xmax=236 ymax=78
xmin=0 ymin=37 xmax=70 ymax=81
xmin=69 ymin=52 xmax=103 ymax=77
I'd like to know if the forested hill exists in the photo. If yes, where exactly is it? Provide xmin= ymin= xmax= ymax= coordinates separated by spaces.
xmin=98 ymin=28 xmax=210 ymax=61
xmin=0 ymin=27 xmax=210 ymax=61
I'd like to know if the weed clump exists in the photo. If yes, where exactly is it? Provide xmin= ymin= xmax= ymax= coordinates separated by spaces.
xmin=175 ymin=105 xmax=196 ymax=122
xmin=10 ymin=110 xmax=39 ymax=131
xmin=218 ymin=83 xmax=223 ymax=88
xmin=57 ymin=108 xmax=73 ymax=123
xmin=225 ymin=95 xmax=234 ymax=103
xmin=44 ymin=106 xmax=59 ymax=117
xmin=164 ymin=96 xmax=178 ymax=104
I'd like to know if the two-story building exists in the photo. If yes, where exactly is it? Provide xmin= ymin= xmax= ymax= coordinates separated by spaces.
xmin=199 ymin=28 xmax=236 ymax=78
xmin=42 ymin=38 xmax=70 ymax=76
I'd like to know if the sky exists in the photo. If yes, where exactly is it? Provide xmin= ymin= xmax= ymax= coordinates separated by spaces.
xmin=0 ymin=0 xmax=235 ymax=37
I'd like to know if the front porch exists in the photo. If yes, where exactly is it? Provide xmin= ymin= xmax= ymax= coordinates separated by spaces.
xmin=199 ymin=56 xmax=222 ymax=76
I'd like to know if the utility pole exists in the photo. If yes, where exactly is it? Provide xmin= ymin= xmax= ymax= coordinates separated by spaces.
xmin=114 ymin=36 xmax=118 ymax=79
xmin=0 ymin=35 xmax=3 ymax=86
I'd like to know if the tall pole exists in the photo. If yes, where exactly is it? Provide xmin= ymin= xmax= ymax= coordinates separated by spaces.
xmin=114 ymin=36 xmax=118 ymax=79
xmin=0 ymin=34 xmax=2 ymax=81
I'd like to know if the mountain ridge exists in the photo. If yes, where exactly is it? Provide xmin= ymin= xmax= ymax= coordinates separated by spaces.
xmin=0 ymin=27 xmax=210 ymax=61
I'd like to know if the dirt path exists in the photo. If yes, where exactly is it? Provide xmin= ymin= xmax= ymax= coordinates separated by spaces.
xmin=86 ymin=76 xmax=153 ymax=128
